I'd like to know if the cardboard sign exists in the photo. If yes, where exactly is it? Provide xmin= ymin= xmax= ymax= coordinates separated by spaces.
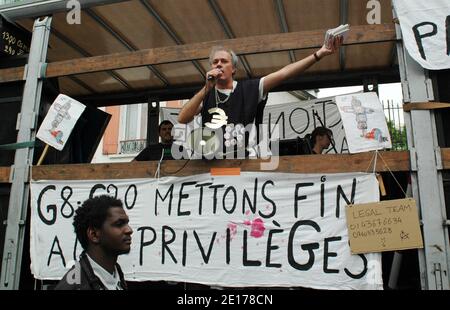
xmin=345 ymin=198 xmax=423 ymax=254
xmin=335 ymin=92 xmax=391 ymax=153
xmin=36 ymin=94 xmax=86 ymax=151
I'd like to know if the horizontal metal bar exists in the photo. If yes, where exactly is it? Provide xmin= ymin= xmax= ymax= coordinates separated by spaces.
xmin=0 ymin=0 xmax=130 ymax=21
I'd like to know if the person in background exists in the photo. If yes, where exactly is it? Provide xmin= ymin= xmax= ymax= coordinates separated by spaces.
xmin=134 ymin=120 xmax=174 ymax=161
xmin=310 ymin=126 xmax=333 ymax=154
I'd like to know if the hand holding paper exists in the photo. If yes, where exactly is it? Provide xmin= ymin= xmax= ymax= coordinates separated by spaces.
xmin=324 ymin=24 xmax=350 ymax=49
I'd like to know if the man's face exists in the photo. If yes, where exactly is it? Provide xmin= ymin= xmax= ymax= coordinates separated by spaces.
xmin=98 ymin=207 xmax=133 ymax=256
xmin=211 ymin=50 xmax=235 ymax=81
xmin=318 ymin=133 xmax=332 ymax=150
xmin=159 ymin=123 xmax=173 ymax=144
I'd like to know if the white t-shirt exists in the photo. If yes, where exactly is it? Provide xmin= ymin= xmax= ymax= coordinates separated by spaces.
xmin=86 ymin=254 xmax=123 ymax=290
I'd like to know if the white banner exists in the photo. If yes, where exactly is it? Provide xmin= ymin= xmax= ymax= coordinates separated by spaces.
xmin=336 ymin=92 xmax=391 ymax=154
xmin=162 ymin=95 xmax=349 ymax=154
xmin=30 ymin=172 xmax=383 ymax=290
xmin=36 ymin=94 xmax=86 ymax=151
xmin=393 ymin=0 xmax=450 ymax=70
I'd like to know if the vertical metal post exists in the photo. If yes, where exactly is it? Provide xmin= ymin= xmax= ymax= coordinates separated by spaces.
xmin=393 ymin=4 xmax=449 ymax=290
xmin=0 ymin=16 xmax=52 ymax=290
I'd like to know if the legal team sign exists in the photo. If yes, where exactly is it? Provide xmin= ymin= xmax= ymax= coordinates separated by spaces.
xmin=30 ymin=172 xmax=383 ymax=290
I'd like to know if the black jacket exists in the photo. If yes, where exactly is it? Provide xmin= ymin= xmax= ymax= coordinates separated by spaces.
xmin=54 ymin=252 xmax=127 ymax=290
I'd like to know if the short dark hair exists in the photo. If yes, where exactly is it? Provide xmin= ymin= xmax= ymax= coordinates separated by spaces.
xmin=73 ymin=195 xmax=123 ymax=250
xmin=158 ymin=120 xmax=173 ymax=133
xmin=311 ymin=126 xmax=333 ymax=145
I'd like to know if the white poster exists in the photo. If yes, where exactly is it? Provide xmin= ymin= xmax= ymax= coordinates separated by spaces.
xmin=393 ymin=0 xmax=450 ymax=70
xmin=162 ymin=95 xmax=349 ymax=154
xmin=36 ymin=94 xmax=86 ymax=150
xmin=335 ymin=92 xmax=391 ymax=154
xmin=30 ymin=172 xmax=383 ymax=290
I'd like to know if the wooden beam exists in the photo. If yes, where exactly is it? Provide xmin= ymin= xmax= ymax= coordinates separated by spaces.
xmin=0 ymin=67 xmax=24 ymax=83
xmin=0 ymin=167 xmax=10 ymax=183
xmin=0 ymin=149 xmax=445 ymax=183
xmin=443 ymin=148 xmax=450 ymax=170
xmin=31 ymin=151 xmax=409 ymax=181
xmin=0 ymin=24 xmax=395 ymax=83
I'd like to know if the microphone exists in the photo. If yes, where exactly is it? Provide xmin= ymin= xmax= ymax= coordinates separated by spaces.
xmin=207 ymin=69 xmax=223 ymax=80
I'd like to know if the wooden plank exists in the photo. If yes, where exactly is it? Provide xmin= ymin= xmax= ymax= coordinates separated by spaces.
xmin=0 ymin=23 xmax=395 ymax=83
xmin=2 ymin=148 xmax=445 ymax=182
xmin=32 ymin=151 xmax=409 ymax=181
xmin=0 ymin=66 xmax=24 ymax=83
xmin=443 ymin=148 xmax=450 ymax=170
xmin=0 ymin=167 xmax=10 ymax=183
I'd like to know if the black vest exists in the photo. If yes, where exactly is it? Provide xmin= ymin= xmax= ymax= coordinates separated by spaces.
xmin=201 ymin=79 xmax=266 ymax=128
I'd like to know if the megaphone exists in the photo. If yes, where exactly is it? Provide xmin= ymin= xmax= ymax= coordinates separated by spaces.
xmin=186 ymin=127 xmax=221 ymax=158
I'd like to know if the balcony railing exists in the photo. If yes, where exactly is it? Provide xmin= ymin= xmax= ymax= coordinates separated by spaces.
xmin=119 ymin=139 xmax=147 ymax=154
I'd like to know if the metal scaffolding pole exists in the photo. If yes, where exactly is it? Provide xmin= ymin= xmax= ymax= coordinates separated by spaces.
xmin=0 ymin=16 xmax=52 ymax=290
xmin=393 ymin=5 xmax=449 ymax=290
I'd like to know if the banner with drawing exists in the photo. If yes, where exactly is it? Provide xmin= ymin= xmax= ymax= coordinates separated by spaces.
xmin=36 ymin=94 xmax=86 ymax=150
xmin=335 ymin=92 xmax=391 ymax=154
xmin=30 ymin=172 xmax=383 ymax=289
xmin=162 ymin=95 xmax=349 ymax=154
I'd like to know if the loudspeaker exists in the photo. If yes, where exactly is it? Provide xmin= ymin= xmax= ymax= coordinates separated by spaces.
xmin=36 ymin=103 xmax=111 ymax=164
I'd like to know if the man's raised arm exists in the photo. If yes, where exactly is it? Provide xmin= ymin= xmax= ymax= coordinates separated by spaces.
xmin=262 ymin=36 xmax=343 ymax=95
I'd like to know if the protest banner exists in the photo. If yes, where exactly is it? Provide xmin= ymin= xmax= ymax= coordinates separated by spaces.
xmin=30 ymin=172 xmax=382 ymax=289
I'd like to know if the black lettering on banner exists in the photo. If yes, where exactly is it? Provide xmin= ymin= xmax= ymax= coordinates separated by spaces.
xmin=60 ymin=186 xmax=74 ymax=218
xmin=73 ymin=238 xmax=79 ymax=261
xmin=107 ymin=184 xmax=118 ymax=199
xmin=336 ymin=178 xmax=356 ymax=218
xmin=178 ymin=181 xmax=196 ymax=216
xmin=288 ymin=220 xmax=320 ymax=271
xmin=289 ymin=107 xmax=309 ymax=135
xmin=37 ymin=185 xmax=57 ymax=225
xmin=344 ymin=254 xmax=368 ymax=279
xmin=124 ymin=184 xmax=137 ymax=209
xmin=294 ymin=183 xmax=314 ymax=218
xmin=155 ymin=184 xmax=174 ymax=216
xmin=47 ymin=236 xmax=66 ymax=267
xmin=138 ymin=226 xmax=156 ymax=265
xmin=341 ymin=136 xmax=349 ymax=153
xmin=412 ymin=22 xmax=438 ymax=60
xmin=193 ymin=231 xmax=217 ymax=264
xmin=209 ymin=184 xmax=225 ymax=214
xmin=259 ymin=180 xmax=276 ymax=219
xmin=89 ymin=184 xmax=106 ymax=198
xmin=182 ymin=231 xmax=188 ymax=266
xmin=266 ymin=226 xmax=283 ymax=268
xmin=320 ymin=176 xmax=326 ymax=217
xmin=323 ymin=236 xmax=341 ymax=274
xmin=242 ymin=178 xmax=257 ymax=215
xmin=268 ymin=112 xmax=285 ymax=139
xmin=222 ymin=186 xmax=237 ymax=214
xmin=195 ymin=182 xmax=212 ymax=215
xmin=162 ymin=226 xmax=177 ymax=264
xmin=243 ymin=230 xmax=262 ymax=266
